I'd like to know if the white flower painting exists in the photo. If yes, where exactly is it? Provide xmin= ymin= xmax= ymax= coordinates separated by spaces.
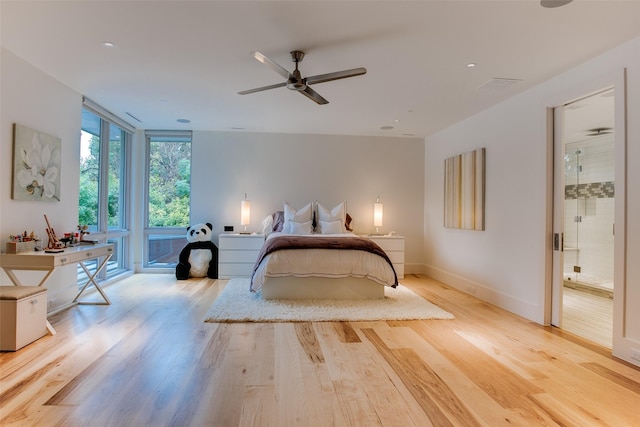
xmin=12 ymin=124 xmax=61 ymax=202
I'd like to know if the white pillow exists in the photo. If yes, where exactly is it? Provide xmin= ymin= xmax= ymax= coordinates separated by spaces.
xmin=290 ymin=220 xmax=314 ymax=235
xmin=283 ymin=202 xmax=313 ymax=233
xmin=316 ymin=201 xmax=347 ymax=233
xmin=261 ymin=214 xmax=274 ymax=236
xmin=318 ymin=220 xmax=344 ymax=234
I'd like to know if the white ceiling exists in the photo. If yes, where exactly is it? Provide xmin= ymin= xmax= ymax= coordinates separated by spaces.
xmin=2 ymin=1 xmax=639 ymax=139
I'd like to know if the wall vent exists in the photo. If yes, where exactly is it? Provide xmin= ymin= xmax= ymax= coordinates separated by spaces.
xmin=477 ymin=78 xmax=522 ymax=91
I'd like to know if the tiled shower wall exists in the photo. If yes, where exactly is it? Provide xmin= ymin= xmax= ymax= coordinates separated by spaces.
xmin=563 ymin=135 xmax=615 ymax=288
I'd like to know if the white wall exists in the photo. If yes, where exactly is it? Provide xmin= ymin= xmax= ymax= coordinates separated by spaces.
xmin=0 ymin=48 xmax=83 ymax=310
xmin=190 ymin=131 xmax=425 ymax=269
xmin=424 ymin=37 xmax=640 ymax=364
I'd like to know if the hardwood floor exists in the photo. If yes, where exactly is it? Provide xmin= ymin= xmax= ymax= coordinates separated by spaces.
xmin=1 ymin=274 xmax=638 ymax=426
xmin=562 ymin=286 xmax=613 ymax=348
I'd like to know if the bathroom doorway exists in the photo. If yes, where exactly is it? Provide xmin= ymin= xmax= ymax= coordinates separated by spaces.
xmin=553 ymin=89 xmax=615 ymax=348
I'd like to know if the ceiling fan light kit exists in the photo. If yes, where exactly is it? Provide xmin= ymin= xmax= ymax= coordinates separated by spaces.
xmin=238 ymin=50 xmax=367 ymax=105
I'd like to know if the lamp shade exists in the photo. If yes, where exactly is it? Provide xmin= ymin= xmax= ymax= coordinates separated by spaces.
xmin=373 ymin=198 xmax=383 ymax=228
xmin=241 ymin=194 xmax=251 ymax=226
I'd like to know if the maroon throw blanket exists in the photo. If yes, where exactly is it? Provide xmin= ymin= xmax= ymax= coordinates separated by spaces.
xmin=251 ymin=235 xmax=398 ymax=287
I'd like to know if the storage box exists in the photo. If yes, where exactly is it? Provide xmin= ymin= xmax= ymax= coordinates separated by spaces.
xmin=0 ymin=286 xmax=47 ymax=351
xmin=5 ymin=240 xmax=36 ymax=254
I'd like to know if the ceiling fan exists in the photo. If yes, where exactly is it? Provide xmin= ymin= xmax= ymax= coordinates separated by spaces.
xmin=238 ymin=50 xmax=367 ymax=105
xmin=586 ymin=127 xmax=613 ymax=136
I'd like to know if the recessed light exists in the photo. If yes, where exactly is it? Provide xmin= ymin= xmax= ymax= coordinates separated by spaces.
xmin=466 ymin=63 xmax=477 ymax=68
xmin=380 ymin=126 xmax=394 ymax=130
xmin=177 ymin=119 xmax=191 ymax=124
xmin=102 ymin=41 xmax=116 ymax=48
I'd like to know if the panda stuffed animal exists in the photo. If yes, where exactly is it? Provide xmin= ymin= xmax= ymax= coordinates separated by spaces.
xmin=175 ymin=223 xmax=218 ymax=280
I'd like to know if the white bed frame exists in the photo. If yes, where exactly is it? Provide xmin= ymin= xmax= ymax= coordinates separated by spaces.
xmin=261 ymin=276 xmax=386 ymax=300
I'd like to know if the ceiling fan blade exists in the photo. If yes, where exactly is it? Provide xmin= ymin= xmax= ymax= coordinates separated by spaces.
xmin=252 ymin=51 xmax=291 ymax=80
xmin=238 ymin=82 xmax=287 ymax=95
xmin=299 ymin=86 xmax=329 ymax=105
xmin=305 ymin=67 xmax=367 ymax=85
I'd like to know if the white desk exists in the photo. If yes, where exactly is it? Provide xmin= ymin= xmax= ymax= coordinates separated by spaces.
xmin=0 ymin=243 xmax=114 ymax=334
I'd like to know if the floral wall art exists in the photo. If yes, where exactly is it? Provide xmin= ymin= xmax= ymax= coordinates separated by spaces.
xmin=12 ymin=123 xmax=61 ymax=202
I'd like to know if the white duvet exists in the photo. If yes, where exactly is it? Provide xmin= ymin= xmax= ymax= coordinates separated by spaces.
xmin=250 ymin=232 xmax=397 ymax=292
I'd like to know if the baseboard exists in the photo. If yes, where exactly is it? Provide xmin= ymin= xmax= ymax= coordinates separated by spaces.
xmin=404 ymin=263 xmax=426 ymax=276
xmin=422 ymin=264 xmax=543 ymax=324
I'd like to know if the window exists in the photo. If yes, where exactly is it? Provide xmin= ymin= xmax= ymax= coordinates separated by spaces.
xmin=79 ymin=99 xmax=132 ymax=282
xmin=143 ymin=130 xmax=192 ymax=268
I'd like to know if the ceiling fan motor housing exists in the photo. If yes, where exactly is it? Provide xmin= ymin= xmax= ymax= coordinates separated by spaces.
xmin=287 ymin=70 xmax=306 ymax=90
xmin=286 ymin=79 xmax=307 ymax=91
xmin=287 ymin=52 xmax=307 ymax=90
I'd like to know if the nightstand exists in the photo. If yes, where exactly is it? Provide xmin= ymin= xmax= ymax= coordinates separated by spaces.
xmin=363 ymin=235 xmax=405 ymax=279
xmin=218 ymin=234 xmax=265 ymax=279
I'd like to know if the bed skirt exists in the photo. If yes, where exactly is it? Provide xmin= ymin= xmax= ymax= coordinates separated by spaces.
xmin=261 ymin=276 xmax=385 ymax=300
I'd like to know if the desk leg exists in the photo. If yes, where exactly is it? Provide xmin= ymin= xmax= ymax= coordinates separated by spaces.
xmin=5 ymin=268 xmax=54 ymax=288
xmin=44 ymin=320 xmax=57 ymax=335
xmin=2 ymin=268 xmax=56 ymax=335
xmin=4 ymin=268 xmax=23 ymax=286
xmin=72 ymin=253 xmax=113 ymax=305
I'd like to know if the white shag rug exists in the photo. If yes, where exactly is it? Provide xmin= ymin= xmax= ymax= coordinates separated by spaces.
xmin=204 ymin=278 xmax=454 ymax=323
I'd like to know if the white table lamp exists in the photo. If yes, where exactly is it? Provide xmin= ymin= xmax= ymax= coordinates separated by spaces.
xmin=373 ymin=196 xmax=383 ymax=234
xmin=241 ymin=193 xmax=251 ymax=233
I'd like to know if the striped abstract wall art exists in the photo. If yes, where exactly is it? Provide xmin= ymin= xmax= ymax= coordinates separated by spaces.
xmin=444 ymin=147 xmax=485 ymax=230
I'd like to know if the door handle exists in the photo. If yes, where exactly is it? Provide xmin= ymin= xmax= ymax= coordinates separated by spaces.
xmin=554 ymin=233 xmax=564 ymax=251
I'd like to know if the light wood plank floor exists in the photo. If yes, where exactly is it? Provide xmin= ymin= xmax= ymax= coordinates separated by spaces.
xmin=562 ymin=287 xmax=613 ymax=348
xmin=1 ymin=274 xmax=638 ymax=426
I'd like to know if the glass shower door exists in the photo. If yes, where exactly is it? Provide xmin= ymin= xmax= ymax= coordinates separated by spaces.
xmin=563 ymin=139 xmax=615 ymax=294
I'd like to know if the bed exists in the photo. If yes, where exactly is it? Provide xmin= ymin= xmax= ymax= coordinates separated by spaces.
xmin=250 ymin=202 xmax=398 ymax=299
